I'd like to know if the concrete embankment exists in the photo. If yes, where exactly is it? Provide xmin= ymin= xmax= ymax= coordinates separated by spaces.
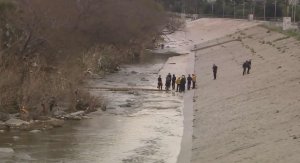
xmin=162 ymin=18 xmax=260 ymax=163
xmin=192 ymin=25 xmax=300 ymax=162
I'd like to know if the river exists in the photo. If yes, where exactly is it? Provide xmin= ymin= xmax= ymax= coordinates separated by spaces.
xmin=0 ymin=52 xmax=185 ymax=163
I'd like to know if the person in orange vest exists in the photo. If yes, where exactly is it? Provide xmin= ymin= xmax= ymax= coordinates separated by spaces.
xmin=192 ymin=74 xmax=196 ymax=89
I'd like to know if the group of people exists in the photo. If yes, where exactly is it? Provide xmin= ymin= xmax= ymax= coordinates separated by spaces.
xmin=211 ymin=59 xmax=252 ymax=80
xmin=157 ymin=73 xmax=196 ymax=92
xmin=157 ymin=60 xmax=252 ymax=91
xmin=242 ymin=60 xmax=252 ymax=75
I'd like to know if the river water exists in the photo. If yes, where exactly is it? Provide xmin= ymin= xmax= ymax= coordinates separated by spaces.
xmin=0 ymin=52 xmax=184 ymax=163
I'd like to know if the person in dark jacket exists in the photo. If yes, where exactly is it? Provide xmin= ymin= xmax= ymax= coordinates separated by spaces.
xmin=167 ymin=73 xmax=172 ymax=80
xmin=213 ymin=64 xmax=218 ymax=80
xmin=187 ymin=74 xmax=192 ymax=90
xmin=243 ymin=61 xmax=247 ymax=75
xmin=247 ymin=59 xmax=251 ymax=74
xmin=157 ymin=75 xmax=163 ymax=90
xmin=165 ymin=74 xmax=171 ymax=90
xmin=180 ymin=75 xmax=186 ymax=92
xmin=171 ymin=74 xmax=176 ymax=90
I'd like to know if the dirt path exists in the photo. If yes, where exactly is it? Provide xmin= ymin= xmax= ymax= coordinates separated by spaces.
xmin=192 ymin=23 xmax=300 ymax=162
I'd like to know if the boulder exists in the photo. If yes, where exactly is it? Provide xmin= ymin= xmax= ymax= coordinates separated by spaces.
xmin=65 ymin=115 xmax=82 ymax=120
xmin=52 ymin=110 xmax=67 ymax=118
xmin=119 ymin=103 xmax=132 ymax=107
xmin=81 ymin=116 xmax=91 ymax=119
xmin=140 ymin=77 xmax=149 ymax=81
xmin=46 ymin=118 xmax=64 ymax=128
xmin=0 ymin=112 xmax=9 ymax=122
xmin=70 ymin=111 xmax=85 ymax=117
xmin=0 ymin=148 xmax=14 ymax=154
xmin=0 ymin=122 xmax=8 ymax=130
xmin=12 ymin=136 xmax=20 ymax=140
xmin=29 ymin=129 xmax=41 ymax=133
xmin=35 ymin=116 xmax=50 ymax=121
xmin=5 ymin=118 xmax=29 ymax=128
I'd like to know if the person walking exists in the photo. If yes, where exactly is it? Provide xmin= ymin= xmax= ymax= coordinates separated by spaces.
xmin=247 ymin=59 xmax=251 ymax=74
xmin=213 ymin=64 xmax=218 ymax=80
xmin=172 ymin=74 xmax=176 ymax=90
xmin=157 ymin=75 xmax=163 ymax=90
xmin=176 ymin=76 xmax=181 ymax=92
xmin=180 ymin=75 xmax=186 ymax=92
xmin=243 ymin=61 xmax=247 ymax=75
xmin=192 ymin=74 xmax=196 ymax=89
xmin=187 ymin=74 xmax=192 ymax=90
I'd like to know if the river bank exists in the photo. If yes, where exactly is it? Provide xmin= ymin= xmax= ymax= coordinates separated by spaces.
xmin=159 ymin=18 xmax=260 ymax=163
xmin=192 ymin=22 xmax=300 ymax=162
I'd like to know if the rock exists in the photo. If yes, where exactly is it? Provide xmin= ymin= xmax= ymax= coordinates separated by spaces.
xmin=5 ymin=118 xmax=29 ymax=128
xmin=0 ymin=122 xmax=8 ymax=130
xmin=29 ymin=130 xmax=41 ymax=133
xmin=64 ymin=115 xmax=82 ymax=120
xmin=35 ymin=116 xmax=50 ymax=121
xmin=13 ymin=136 xmax=20 ymax=140
xmin=131 ymin=71 xmax=138 ymax=74
xmin=67 ymin=116 xmax=82 ymax=120
xmin=85 ymin=106 xmax=97 ymax=113
xmin=46 ymin=118 xmax=64 ymax=128
xmin=0 ymin=112 xmax=9 ymax=122
xmin=70 ymin=111 xmax=85 ymax=117
xmin=106 ymin=106 xmax=116 ymax=110
xmin=0 ymin=148 xmax=14 ymax=154
xmin=52 ymin=110 xmax=67 ymax=116
xmin=101 ymin=105 xmax=107 ymax=111
xmin=140 ymin=77 xmax=149 ymax=81
xmin=127 ymin=91 xmax=135 ymax=94
xmin=0 ymin=130 xmax=4 ymax=133
xmin=126 ymin=99 xmax=134 ymax=103
xmin=119 ymin=103 xmax=132 ymax=107
xmin=52 ymin=110 xmax=67 ymax=117
xmin=127 ymin=82 xmax=137 ymax=86
xmin=82 ymin=116 xmax=91 ymax=119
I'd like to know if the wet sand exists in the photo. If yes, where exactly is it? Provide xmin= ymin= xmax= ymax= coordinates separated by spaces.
xmin=192 ymin=22 xmax=300 ymax=162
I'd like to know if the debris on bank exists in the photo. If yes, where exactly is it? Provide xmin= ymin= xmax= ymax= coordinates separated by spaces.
xmin=0 ymin=106 xmax=103 ymax=132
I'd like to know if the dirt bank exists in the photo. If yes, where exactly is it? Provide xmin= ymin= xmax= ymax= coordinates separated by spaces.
xmin=192 ymin=24 xmax=300 ymax=162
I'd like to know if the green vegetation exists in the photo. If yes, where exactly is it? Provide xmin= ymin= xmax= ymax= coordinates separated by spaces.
xmin=159 ymin=0 xmax=300 ymax=21
xmin=261 ymin=24 xmax=300 ymax=41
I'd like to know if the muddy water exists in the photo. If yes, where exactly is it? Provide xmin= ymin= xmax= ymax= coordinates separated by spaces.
xmin=0 ymin=53 xmax=184 ymax=163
